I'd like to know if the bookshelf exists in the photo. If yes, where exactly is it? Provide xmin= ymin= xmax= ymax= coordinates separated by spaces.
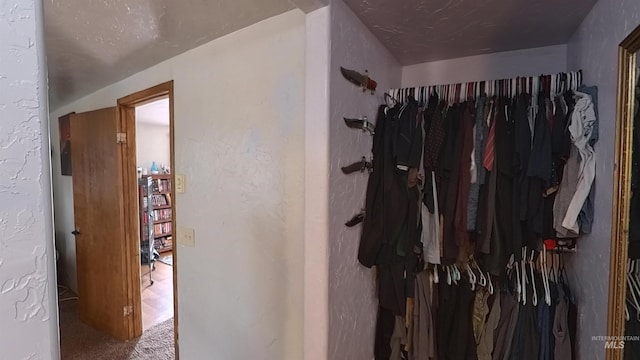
xmin=139 ymin=174 xmax=173 ymax=261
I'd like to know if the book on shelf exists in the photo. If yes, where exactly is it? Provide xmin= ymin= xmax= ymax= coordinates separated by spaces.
xmin=154 ymin=222 xmax=172 ymax=236
xmin=151 ymin=194 xmax=169 ymax=206
xmin=155 ymin=236 xmax=173 ymax=252
xmin=151 ymin=178 xmax=171 ymax=193
xmin=152 ymin=209 xmax=172 ymax=221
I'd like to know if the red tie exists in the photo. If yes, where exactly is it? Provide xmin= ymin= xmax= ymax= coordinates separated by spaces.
xmin=483 ymin=117 xmax=496 ymax=171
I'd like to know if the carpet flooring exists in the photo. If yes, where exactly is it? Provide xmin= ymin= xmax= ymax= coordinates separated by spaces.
xmin=59 ymin=299 xmax=175 ymax=359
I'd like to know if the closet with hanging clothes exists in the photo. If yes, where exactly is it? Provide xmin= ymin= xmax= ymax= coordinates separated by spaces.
xmin=355 ymin=70 xmax=596 ymax=359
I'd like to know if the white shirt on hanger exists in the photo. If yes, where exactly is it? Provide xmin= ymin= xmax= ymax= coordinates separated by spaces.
xmin=561 ymin=91 xmax=597 ymax=233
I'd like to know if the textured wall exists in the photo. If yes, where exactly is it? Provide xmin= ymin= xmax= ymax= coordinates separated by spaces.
xmin=327 ymin=1 xmax=402 ymax=359
xmin=134 ymin=122 xmax=170 ymax=172
xmin=50 ymin=10 xmax=305 ymax=359
xmin=402 ymin=44 xmax=568 ymax=87
xmin=0 ymin=0 xmax=59 ymax=359
xmin=566 ymin=1 xmax=640 ymax=359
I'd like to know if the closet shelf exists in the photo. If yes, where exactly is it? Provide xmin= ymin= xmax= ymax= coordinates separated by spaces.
xmin=550 ymin=247 xmax=577 ymax=253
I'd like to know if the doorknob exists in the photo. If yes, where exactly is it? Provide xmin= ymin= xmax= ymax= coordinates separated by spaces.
xmin=71 ymin=228 xmax=80 ymax=236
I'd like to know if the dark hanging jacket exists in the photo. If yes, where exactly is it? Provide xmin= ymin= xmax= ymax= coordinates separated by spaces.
xmin=359 ymin=102 xmax=423 ymax=317
xmin=523 ymin=94 xmax=553 ymax=246
xmin=423 ymin=99 xmax=447 ymax=213
xmin=453 ymin=102 xmax=476 ymax=252
xmin=359 ymin=105 xmax=392 ymax=268
xmin=490 ymin=98 xmax=513 ymax=273
xmin=439 ymin=104 xmax=464 ymax=262
xmin=394 ymin=96 xmax=424 ymax=169
xmin=512 ymin=94 xmax=531 ymax=259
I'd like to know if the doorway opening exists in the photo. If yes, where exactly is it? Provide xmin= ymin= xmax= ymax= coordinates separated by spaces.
xmin=58 ymin=82 xmax=178 ymax=359
xmin=135 ymin=96 xmax=174 ymax=331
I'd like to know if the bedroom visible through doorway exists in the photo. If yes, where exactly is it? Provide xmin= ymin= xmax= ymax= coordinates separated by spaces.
xmin=135 ymin=96 xmax=174 ymax=331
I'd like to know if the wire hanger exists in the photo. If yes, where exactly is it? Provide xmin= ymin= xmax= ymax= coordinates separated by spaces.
xmin=513 ymin=256 xmax=522 ymax=302
xmin=551 ymin=252 xmax=558 ymax=284
xmin=627 ymin=260 xmax=640 ymax=321
xmin=633 ymin=259 xmax=640 ymax=320
xmin=558 ymin=252 xmax=569 ymax=289
xmin=488 ymin=273 xmax=494 ymax=295
xmin=433 ymin=263 xmax=439 ymax=284
xmin=629 ymin=260 xmax=640 ymax=322
xmin=542 ymin=246 xmax=551 ymax=306
xmin=389 ymin=69 xmax=584 ymax=106
xmin=634 ymin=259 xmax=640 ymax=293
xmin=479 ymin=269 xmax=487 ymax=287
xmin=529 ymin=250 xmax=538 ymax=306
xmin=460 ymin=83 xmax=466 ymax=102
xmin=521 ymin=248 xmax=527 ymax=305
xmin=466 ymin=263 xmax=477 ymax=291
xmin=625 ymin=262 xmax=631 ymax=321
xmin=453 ymin=264 xmax=461 ymax=284
xmin=384 ymin=92 xmax=398 ymax=108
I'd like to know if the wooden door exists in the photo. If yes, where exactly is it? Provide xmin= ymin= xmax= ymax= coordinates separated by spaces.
xmin=70 ymin=107 xmax=135 ymax=340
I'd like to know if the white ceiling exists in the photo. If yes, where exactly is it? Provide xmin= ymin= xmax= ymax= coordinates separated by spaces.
xmin=342 ymin=0 xmax=598 ymax=65
xmin=135 ymin=97 xmax=169 ymax=126
xmin=44 ymin=0 xmax=307 ymax=110
xmin=44 ymin=0 xmax=596 ymax=109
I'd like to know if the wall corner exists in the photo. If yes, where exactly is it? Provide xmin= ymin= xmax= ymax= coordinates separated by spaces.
xmin=304 ymin=6 xmax=331 ymax=360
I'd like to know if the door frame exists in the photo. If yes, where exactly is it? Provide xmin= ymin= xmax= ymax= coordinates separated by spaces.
xmin=117 ymin=81 xmax=178 ymax=355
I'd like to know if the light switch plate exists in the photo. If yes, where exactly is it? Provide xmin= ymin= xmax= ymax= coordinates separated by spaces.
xmin=175 ymin=174 xmax=185 ymax=193
xmin=178 ymin=227 xmax=195 ymax=247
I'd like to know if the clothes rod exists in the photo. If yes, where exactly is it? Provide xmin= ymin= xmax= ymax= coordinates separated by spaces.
xmin=388 ymin=69 xmax=583 ymax=105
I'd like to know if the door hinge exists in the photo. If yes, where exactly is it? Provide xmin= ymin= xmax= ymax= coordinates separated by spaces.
xmin=123 ymin=305 xmax=133 ymax=317
xmin=117 ymin=132 xmax=127 ymax=144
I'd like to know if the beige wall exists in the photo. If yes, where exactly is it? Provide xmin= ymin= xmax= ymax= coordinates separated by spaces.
xmin=135 ymin=122 xmax=170 ymax=172
xmin=402 ymin=44 xmax=568 ymax=88
xmin=49 ymin=10 xmax=306 ymax=359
